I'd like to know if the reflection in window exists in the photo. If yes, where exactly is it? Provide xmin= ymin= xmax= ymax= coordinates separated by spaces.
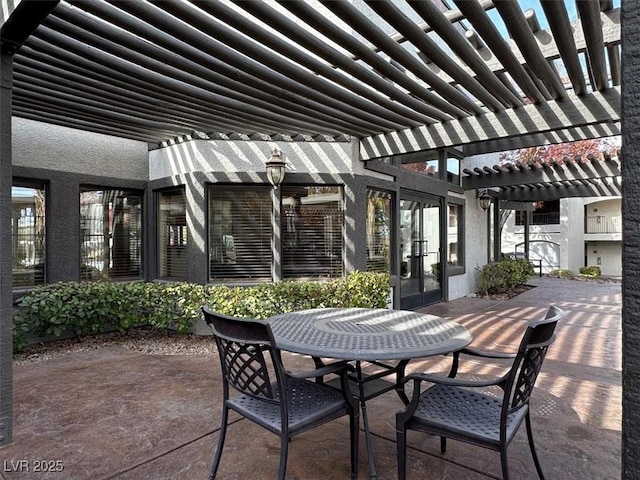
xmin=158 ymin=189 xmax=187 ymax=279
xmin=446 ymin=157 xmax=461 ymax=185
xmin=447 ymin=204 xmax=463 ymax=267
xmin=12 ymin=184 xmax=46 ymax=287
xmin=366 ymin=190 xmax=391 ymax=273
xmin=209 ymin=186 xmax=272 ymax=281
xmin=400 ymin=150 xmax=440 ymax=177
xmin=80 ymin=188 xmax=142 ymax=281
xmin=401 ymin=158 xmax=439 ymax=177
xmin=282 ymin=186 xmax=343 ymax=279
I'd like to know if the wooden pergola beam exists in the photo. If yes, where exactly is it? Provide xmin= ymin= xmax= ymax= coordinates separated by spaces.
xmin=361 ymin=87 xmax=620 ymax=160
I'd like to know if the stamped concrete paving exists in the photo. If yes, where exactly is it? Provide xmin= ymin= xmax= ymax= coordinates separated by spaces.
xmin=0 ymin=277 xmax=621 ymax=479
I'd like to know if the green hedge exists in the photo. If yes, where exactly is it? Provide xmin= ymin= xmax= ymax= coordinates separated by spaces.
xmin=476 ymin=258 xmax=534 ymax=296
xmin=548 ymin=269 xmax=574 ymax=278
xmin=13 ymin=271 xmax=390 ymax=353
xmin=579 ymin=266 xmax=601 ymax=278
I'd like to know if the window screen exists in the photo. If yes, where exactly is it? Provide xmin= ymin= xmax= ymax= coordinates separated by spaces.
xmin=366 ymin=190 xmax=391 ymax=273
xmin=209 ymin=186 xmax=272 ymax=281
xmin=80 ymin=188 xmax=142 ymax=281
xmin=158 ymin=188 xmax=187 ymax=279
xmin=12 ymin=183 xmax=46 ymax=287
xmin=282 ymin=186 xmax=343 ymax=279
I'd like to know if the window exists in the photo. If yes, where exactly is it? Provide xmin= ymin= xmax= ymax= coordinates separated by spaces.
xmin=209 ymin=186 xmax=272 ymax=281
xmin=515 ymin=200 xmax=560 ymax=225
xmin=282 ymin=186 xmax=343 ymax=279
xmin=80 ymin=188 xmax=142 ymax=281
xmin=401 ymin=150 xmax=439 ymax=178
xmin=447 ymin=204 xmax=464 ymax=270
xmin=12 ymin=183 xmax=46 ymax=287
xmin=366 ymin=190 xmax=391 ymax=273
xmin=446 ymin=157 xmax=461 ymax=186
xmin=158 ymin=188 xmax=187 ymax=279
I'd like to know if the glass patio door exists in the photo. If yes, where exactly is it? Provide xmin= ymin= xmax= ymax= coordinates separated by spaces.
xmin=399 ymin=194 xmax=442 ymax=309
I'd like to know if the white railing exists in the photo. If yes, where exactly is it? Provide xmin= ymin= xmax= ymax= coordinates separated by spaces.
xmin=585 ymin=215 xmax=622 ymax=234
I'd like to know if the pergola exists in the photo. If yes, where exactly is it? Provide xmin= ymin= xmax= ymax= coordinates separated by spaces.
xmin=0 ymin=0 xmax=631 ymax=471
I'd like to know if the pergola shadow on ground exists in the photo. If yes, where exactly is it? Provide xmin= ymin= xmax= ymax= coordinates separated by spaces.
xmin=0 ymin=276 xmax=620 ymax=480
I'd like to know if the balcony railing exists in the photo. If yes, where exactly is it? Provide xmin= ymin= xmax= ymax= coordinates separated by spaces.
xmin=585 ymin=215 xmax=622 ymax=234
xmin=515 ymin=212 xmax=560 ymax=225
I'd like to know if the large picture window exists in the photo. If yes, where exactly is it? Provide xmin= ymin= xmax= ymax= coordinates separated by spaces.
xmin=158 ymin=188 xmax=187 ymax=279
xmin=282 ymin=186 xmax=344 ymax=279
xmin=12 ymin=183 xmax=46 ymax=287
xmin=80 ymin=188 xmax=142 ymax=281
xmin=209 ymin=186 xmax=272 ymax=281
xmin=366 ymin=190 xmax=391 ymax=273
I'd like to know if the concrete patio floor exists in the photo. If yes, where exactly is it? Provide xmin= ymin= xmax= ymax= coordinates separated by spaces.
xmin=0 ymin=276 xmax=621 ymax=479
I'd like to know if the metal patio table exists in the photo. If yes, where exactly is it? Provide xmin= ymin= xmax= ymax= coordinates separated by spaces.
xmin=267 ymin=307 xmax=473 ymax=479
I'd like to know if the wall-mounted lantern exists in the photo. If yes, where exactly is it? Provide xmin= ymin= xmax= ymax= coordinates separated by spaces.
xmin=265 ymin=148 xmax=286 ymax=188
xmin=477 ymin=189 xmax=492 ymax=211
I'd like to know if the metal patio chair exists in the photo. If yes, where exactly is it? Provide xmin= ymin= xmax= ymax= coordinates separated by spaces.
xmin=396 ymin=305 xmax=565 ymax=480
xmin=202 ymin=307 xmax=359 ymax=480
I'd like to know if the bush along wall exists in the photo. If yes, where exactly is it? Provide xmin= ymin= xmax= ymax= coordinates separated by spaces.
xmin=12 ymin=271 xmax=390 ymax=353
xmin=476 ymin=258 xmax=534 ymax=296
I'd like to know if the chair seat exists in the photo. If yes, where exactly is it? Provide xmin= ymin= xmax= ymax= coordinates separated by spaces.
xmin=410 ymin=384 xmax=528 ymax=448
xmin=228 ymin=377 xmax=349 ymax=435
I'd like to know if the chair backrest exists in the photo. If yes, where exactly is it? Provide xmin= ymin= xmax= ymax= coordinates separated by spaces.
xmin=202 ymin=306 xmax=281 ymax=402
xmin=503 ymin=305 xmax=565 ymax=413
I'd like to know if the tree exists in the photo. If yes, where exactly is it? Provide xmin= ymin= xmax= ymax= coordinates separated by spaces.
xmin=498 ymin=137 xmax=621 ymax=166
xmin=495 ymin=136 xmax=621 ymax=243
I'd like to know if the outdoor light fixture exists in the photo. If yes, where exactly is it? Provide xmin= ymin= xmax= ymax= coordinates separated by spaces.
xmin=477 ymin=189 xmax=492 ymax=211
xmin=266 ymin=148 xmax=286 ymax=188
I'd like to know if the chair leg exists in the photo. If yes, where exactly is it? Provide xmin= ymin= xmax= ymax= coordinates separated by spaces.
xmin=440 ymin=436 xmax=447 ymax=454
xmin=526 ymin=412 xmax=546 ymax=479
xmin=209 ymin=407 xmax=229 ymax=479
xmin=277 ymin=435 xmax=289 ymax=480
xmin=500 ymin=446 xmax=510 ymax=480
xmin=350 ymin=409 xmax=360 ymax=479
xmin=396 ymin=425 xmax=407 ymax=480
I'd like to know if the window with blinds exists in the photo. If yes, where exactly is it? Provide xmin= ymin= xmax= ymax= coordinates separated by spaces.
xmin=12 ymin=182 xmax=46 ymax=287
xmin=80 ymin=188 xmax=142 ymax=281
xmin=447 ymin=204 xmax=463 ymax=268
xmin=366 ymin=189 xmax=391 ymax=273
xmin=158 ymin=188 xmax=187 ymax=279
xmin=282 ymin=186 xmax=343 ymax=279
xmin=209 ymin=186 xmax=272 ymax=281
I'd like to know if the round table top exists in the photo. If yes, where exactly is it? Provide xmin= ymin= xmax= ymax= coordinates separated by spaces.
xmin=267 ymin=307 xmax=472 ymax=361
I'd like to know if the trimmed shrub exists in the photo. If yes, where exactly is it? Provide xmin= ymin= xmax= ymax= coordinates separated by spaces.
xmin=13 ymin=271 xmax=389 ymax=353
xmin=579 ymin=266 xmax=601 ymax=278
xmin=548 ymin=269 xmax=574 ymax=278
xmin=476 ymin=258 xmax=534 ymax=296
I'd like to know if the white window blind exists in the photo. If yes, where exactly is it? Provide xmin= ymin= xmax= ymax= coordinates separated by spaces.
xmin=209 ymin=186 xmax=272 ymax=281
xmin=282 ymin=186 xmax=343 ymax=279
xmin=158 ymin=188 xmax=187 ymax=279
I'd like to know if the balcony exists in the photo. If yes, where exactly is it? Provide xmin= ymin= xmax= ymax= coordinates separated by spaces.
xmin=515 ymin=212 xmax=560 ymax=225
xmin=586 ymin=215 xmax=622 ymax=234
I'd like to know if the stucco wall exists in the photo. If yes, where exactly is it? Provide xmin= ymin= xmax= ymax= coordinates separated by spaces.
xmin=561 ymin=199 xmax=585 ymax=273
xmin=448 ymin=190 xmax=487 ymax=300
xmin=585 ymin=241 xmax=622 ymax=276
xmin=13 ymin=118 xmax=148 ymax=179
xmin=149 ymin=138 xmax=360 ymax=181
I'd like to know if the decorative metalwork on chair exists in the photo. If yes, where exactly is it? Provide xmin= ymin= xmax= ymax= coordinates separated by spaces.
xmin=202 ymin=307 xmax=360 ymax=480
xmin=396 ymin=305 xmax=565 ymax=480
